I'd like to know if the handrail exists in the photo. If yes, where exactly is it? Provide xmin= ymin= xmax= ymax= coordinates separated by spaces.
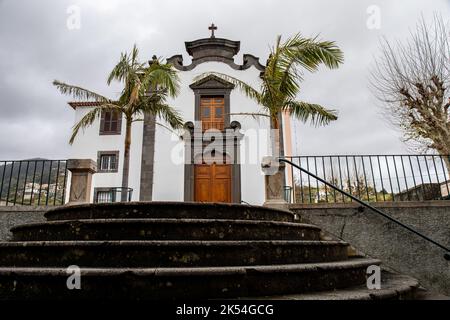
xmin=280 ymin=158 xmax=450 ymax=261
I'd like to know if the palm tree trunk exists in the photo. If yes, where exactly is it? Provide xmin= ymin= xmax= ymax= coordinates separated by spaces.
xmin=270 ymin=112 xmax=286 ymax=191
xmin=139 ymin=112 xmax=156 ymax=201
xmin=270 ymin=113 xmax=286 ymax=157
xmin=121 ymin=117 xmax=132 ymax=201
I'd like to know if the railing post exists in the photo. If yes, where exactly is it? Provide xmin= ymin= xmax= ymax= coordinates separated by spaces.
xmin=66 ymin=159 xmax=97 ymax=205
xmin=261 ymin=156 xmax=288 ymax=210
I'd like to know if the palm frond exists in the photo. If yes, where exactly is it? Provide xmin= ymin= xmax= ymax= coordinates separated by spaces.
xmin=53 ymin=80 xmax=111 ymax=102
xmin=141 ymin=61 xmax=180 ymax=98
xmin=153 ymin=103 xmax=184 ymax=129
xmin=107 ymin=52 xmax=130 ymax=85
xmin=137 ymin=97 xmax=184 ymax=129
xmin=107 ymin=44 xmax=144 ymax=86
xmin=195 ymin=72 xmax=262 ymax=103
xmin=281 ymin=34 xmax=344 ymax=71
xmin=155 ymin=121 xmax=181 ymax=135
xmin=69 ymin=103 xmax=122 ymax=144
xmin=228 ymin=112 xmax=270 ymax=118
xmin=284 ymin=100 xmax=338 ymax=126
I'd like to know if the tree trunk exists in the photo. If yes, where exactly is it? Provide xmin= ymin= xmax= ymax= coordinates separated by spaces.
xmin=439 ymin=151 xmax=450 ymax=184
xmin=435 ymin=143 xmax=450 ymax=179
xmin=270 ymin=113 xmax=285 ymax=157
xmin=139 ymin=112 xmax=156 ymax=201
xmin=121 ymin=117 xmax=132 ymax=201
xmin=269 ymin=112 xmax=286 ymax=187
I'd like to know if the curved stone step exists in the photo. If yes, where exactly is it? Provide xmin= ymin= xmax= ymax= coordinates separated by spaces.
xmin=246 ymin=271 xmax=420 ymax=300
xmin=0 ymin=240 xmax=348 ymax=267
xmin=11 ymin=219 xmax=320 ymax=241
xmin=0 ymin=258 xmax=380 ymax=300
xmin=45 ymin=202 xmax=294 ymax=222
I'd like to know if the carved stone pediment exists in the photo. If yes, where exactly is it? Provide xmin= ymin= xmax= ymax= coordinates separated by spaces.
xmin=189 ymin=74 xmax=235 ymax=90
xmin=167 ymin=37 xmax=265 ymax=72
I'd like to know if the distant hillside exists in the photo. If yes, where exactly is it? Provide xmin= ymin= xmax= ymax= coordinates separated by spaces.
xmin=0 ymin=160 xmax=66 ymax=196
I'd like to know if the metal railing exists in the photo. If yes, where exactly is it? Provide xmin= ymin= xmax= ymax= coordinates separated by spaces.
xmin=94 ymin=187 xmax=133 ymax=203
xmin=280 ymin=158 xmax=450 ymax=261
xmin=0 ymin=160 xmax=68 ymax=206
xmin=285 ymin=155 xmax=450 ymax=204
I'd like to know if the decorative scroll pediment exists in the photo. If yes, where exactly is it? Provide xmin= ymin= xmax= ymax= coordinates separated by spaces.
xmin=189 ymin=74 xmax=235 ymax=90
xmin=167 ymin=37 xmax=265 ymax=72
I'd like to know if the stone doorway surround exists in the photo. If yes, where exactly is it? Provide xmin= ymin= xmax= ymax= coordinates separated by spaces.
xmin=182 ymin=121 xmax=243 ymax=203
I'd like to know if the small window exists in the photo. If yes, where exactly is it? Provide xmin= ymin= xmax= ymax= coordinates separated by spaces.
xmin=215 ymin=107 xmax=223 ymax=119
xmin=202 ymin=107 xmax=210 ymax=118
xmin=200 ymin=96 xmax=225 ymax=131
xmin=97 ymin=151 xmax=119 ymax=173
xmin=96 ymin=190 xmax=113 ymax=203
xmin=100 ymin=110 xmax=122 ymax=135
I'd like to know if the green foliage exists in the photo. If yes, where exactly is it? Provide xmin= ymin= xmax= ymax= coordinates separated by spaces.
xmin=53 ymin=44 xmax=183 ymax=146
xmin=53 ymin=44 xmax=184 ymax=191
xmin=196 ymin=33 xmax=343 ymax=127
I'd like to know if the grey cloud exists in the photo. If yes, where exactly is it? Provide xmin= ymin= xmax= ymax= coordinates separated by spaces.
xmin=0 ymin=0 xmax=449 ymax=160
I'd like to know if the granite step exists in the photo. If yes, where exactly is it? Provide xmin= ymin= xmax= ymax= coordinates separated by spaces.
xmin=11 ymin=219 xmax=320 ymax=241
xmin=0 ymin=258 xmax=380 ymax=300
xmin=45 ymin=202 xmax=294 ymax=222
xmin=247 ymin=271 xmax=420 ymax=300
xmin=0 ymin=240 xmax=349 ymax=267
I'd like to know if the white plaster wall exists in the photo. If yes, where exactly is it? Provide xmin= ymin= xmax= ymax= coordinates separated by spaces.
xmin=68 ymin=61 xmax=271 ymax=205
xmin=153 ymin=61 xmax=270 ymax=205
xmin=70 ymin=107 xmax=143 ymax=201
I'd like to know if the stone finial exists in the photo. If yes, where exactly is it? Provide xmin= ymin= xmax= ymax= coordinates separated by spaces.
xmin=208 ymin=23 xmax=217 ymax=38
xmin=262 ymin=156 xmax=288 ymax=210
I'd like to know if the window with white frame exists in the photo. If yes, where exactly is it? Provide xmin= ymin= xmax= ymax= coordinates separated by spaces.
xmin=97 ymin=151 xmax=119 ymax=173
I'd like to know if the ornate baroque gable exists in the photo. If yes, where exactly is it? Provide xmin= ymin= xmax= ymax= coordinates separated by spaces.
xmin=167 ymin=25 xmax=265 ymax=72
xmin=189 ymin=74 xmax=235 ymax=90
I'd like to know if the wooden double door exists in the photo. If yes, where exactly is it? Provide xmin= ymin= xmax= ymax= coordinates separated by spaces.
xmin=194 ymin=163 xmax=231 ymax=203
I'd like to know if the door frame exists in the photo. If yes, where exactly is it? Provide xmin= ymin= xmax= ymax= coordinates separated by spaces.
xmin=183 ymin=75 xmax=243 ymax=203
xmin=194 ymin=163 xmax=232 ymax=203
xmin=183 ymin=131 xmax=242 ymax=203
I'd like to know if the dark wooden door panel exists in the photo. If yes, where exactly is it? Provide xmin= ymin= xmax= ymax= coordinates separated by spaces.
xmin=194 ymin=164 xmax=231 ymax=203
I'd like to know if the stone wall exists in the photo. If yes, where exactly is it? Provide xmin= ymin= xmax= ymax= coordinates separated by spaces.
xmin=0 ymin=206 xmax=49 ymax=241
xmin=290 ymin=201 xmax=450 ymax=295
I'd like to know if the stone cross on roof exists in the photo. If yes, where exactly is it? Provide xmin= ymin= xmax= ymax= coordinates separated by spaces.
xmin=208 ymin=23 xmax=217 ymax=38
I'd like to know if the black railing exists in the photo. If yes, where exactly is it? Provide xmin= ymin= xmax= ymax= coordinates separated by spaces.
xmin=94 ymin=187 xmax=133 ymax=203
xmin=280 ymin=158 xmax=450 ymax=261
xmin=0 ymin=160 xmax=68 ymax=206
xmin=285 ymin=155 xmax=450 ymax=204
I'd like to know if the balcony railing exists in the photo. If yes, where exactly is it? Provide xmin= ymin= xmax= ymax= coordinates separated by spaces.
xmin=94 ymin=187 xmax=133 ymax=203
xmin=284 ymin=155 xmax=450 ymax=204
xmin=0 ymin=160 xmax=68 ymax=206
xmin=281 ymin=158 xmax=450 ymax=261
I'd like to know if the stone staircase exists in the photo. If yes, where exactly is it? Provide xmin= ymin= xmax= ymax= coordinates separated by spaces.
xmin=0 ymin=202 xmax=419 ymax=300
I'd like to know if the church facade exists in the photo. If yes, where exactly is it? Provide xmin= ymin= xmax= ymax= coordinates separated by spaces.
xmin=68 ymin=27 xmax=291 ymax=205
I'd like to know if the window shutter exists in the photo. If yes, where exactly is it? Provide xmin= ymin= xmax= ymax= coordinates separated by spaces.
xmin=110 ymin=154 xmax=117 ymax=170
xmin=99 ymin=110 xmax=106 ymax=134
xmin=117 ymin=112 xmax=122 ymax=134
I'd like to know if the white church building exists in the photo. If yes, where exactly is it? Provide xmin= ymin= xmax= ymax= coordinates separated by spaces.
xmin=67 ymin=26 xmax=292 ymax=206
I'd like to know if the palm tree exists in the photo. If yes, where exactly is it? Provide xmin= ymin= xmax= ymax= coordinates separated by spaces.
xmin=53 ymin=45 xmax=183 ymax=200
xmin=197 ymin=33 xmax=344 ymax=157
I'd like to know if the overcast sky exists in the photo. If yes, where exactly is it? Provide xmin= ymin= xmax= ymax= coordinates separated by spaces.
xmin=0 ymin=0 xmax=449 ymax=160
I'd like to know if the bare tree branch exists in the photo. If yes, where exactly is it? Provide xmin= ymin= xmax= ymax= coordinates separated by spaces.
xmin=370 ymin=14 xmax=450 ymax=171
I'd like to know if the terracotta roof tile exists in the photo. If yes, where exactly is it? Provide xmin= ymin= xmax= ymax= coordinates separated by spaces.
xmin=67 ymin=101 xmax=108 ymax=109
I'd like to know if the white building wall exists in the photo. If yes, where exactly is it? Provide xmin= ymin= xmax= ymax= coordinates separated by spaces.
xmin=153 ymin=61 xmax=269 ymax=205
xmin=70 ymin=107 xmax=143 ymax=201
xmin=69 ymin=61 xmax=270 ymax=205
